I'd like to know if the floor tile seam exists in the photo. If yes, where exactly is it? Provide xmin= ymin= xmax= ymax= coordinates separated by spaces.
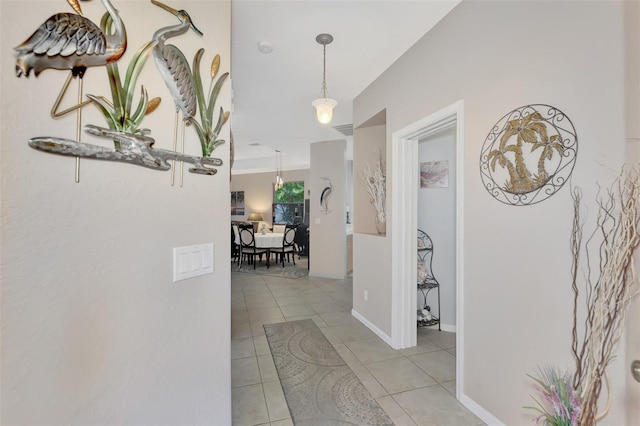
xmin=246 ymin=309 xmax=286 ymax=323
xmin=408 ymin=346 xmax=453 ymax=359
xmin=328 ymin=334 xmax=375 ymax=344
xmin=251 ymin=336 xmax=262 ymax=360
xmin=256 ymin=354 xmax=274 ymax=383
xmin=256 ymin=382 xmax=278 ymax=426
xmin=437 ymin=381 xmax=456 ymax=396
xmin=387 ymin=381 xmax=442 ymax=402
xmin=404 ymin=345 xmax=442 ymax=355
xmin=355 ymin=363 xmax=391 ymax=397
xmin=356 ymin=349 xmax=405 ymax=367
xmin=403 ymin=354 xmax=444 ymax=384
xmin=264 ymin=398 xmax=292 ymax=422
xmin=258 ymin=382 xmax=278 ymax=425
xmin=375 ymin=395 xmax=416 ymax=425
xmin=431 ymin=341 xmax=456 ymax=350
xmin=242 ymin=284 xmax=272 ymax=292
xmin=232 ymin=352 xmax=259 ymax=361
xmin=360 ymin=357 xmax=441 ymax=394
xmin=232 ymin=376 xmax=263 ymax=390
xmin=231 ymin=318 xmax=251 ymax=325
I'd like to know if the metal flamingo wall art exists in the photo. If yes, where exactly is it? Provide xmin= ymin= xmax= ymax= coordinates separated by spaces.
xmin=20 ymin=0 xmax=224 ymax=178
xmin=150 ymin=0 xmax=202 ymax=186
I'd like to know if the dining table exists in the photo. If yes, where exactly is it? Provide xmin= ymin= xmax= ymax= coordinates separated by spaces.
xmin=253 ymin=232 xmax=284 ymax=249
xmin=234 ymin=231 xmax=286 ymax=268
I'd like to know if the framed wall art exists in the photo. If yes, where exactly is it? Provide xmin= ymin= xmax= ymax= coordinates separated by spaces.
xmin=420 ymin=160 xmax=449 ymax=188
xmin=231 ymin=191 xmax=245 ymax=216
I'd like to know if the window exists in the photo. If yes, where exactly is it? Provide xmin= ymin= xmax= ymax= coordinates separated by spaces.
xmin=273 ymin=181 xmax=304 ymax=224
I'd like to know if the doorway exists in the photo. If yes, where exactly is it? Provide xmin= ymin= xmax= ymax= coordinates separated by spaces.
xmin=390 ymin=100 xmax=464 ymax=399
xmin=417 ymin=126 xmax=457 ymax=332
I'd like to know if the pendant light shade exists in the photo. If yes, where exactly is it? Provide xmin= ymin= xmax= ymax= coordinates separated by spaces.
xmin=312 ymin=98 xmax=338 ymax=124
xmin=312 ymin=33 xmax=337 ymax=124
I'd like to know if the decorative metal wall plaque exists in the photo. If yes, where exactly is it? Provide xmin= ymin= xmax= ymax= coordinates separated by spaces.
xmin=480 ymin=104 xmax=577 ymax=206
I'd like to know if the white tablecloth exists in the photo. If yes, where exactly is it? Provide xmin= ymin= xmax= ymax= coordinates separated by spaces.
xmin=254 ymin=233 xmax=284 ymax=248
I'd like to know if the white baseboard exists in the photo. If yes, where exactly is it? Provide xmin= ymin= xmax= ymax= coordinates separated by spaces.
xmin=440 ymin=323 xmax=456 ymax=333
xmin=351 ymin=309 xmax=393 ymax=346
xmin=459 ymin=393 xmax=504 ymax=425
xmin=309 ymin=272 xmax=345 ymax=279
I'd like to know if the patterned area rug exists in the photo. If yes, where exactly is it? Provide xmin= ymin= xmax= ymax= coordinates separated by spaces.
xmin=234 ymin=259 xmax=309 ymax=279
xmin=264 ymin=319 xmax=394 ymax=425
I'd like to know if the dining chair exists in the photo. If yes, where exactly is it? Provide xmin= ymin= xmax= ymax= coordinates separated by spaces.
xmin=293 ymin=223 xmax=308 ymax=258
xmin=270 ymin=224 xmax=297 ymax=267
xmin=272 ymin=224 xmax=286 ymax=234
xmin=231 ymin=224 xmax=240 ymax=264
xmin=238 ymin=224 xmax=268 ymax=269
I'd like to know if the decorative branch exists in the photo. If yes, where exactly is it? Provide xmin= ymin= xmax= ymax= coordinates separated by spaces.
xmin=570 ymin=169 xmax=640 ymax=425
xmin=360 ymin=151 xmax=386 ymax=221
xmin=29 ymin=124 xmax=222 ymax=175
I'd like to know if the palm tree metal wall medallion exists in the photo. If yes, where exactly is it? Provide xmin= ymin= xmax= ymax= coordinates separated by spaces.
xmin=480 ymin=104 xmax=577 ymax=206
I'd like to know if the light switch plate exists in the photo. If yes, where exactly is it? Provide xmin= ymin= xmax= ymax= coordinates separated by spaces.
xmin=173 ymin=243 xmax=214 ymax=282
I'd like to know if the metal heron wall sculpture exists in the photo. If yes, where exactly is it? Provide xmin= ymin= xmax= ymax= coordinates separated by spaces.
xmin=19 ymin=0 xmax=224 ymax=179
xmin=15 ymin=0 xmax=127 ymax=116
xmin=14 ymin=0 xmax=127 ymax=182
xmin=320 ymin=177 xmax=333 ymax=214
xmin=150 ymin=0 xmax=202 ymax=186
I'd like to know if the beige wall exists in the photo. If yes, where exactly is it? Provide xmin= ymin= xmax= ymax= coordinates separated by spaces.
xmin=354 ymin=1 xmax=629 ymax=424
xmin=353 ymin=233 xmax=392 ymax=336
xmin=352 ymin=115 xmax=389 ymax=336
xmin=624 ymin=3 xmax=640 ymax=425
xmin=310 ymin=140 xmax=347 ymax=278
xmin=1 ymin=1 xmax=232 ymax=424
xmin=231 ymin=169 xmax=310 ymax=226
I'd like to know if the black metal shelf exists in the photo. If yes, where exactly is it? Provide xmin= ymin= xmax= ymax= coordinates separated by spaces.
xmin=417 ymin=229 xmax=441 ymax=330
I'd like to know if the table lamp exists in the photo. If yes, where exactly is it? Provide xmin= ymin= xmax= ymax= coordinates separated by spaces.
xmin=247 ymin=212 xmax=264 ymax=232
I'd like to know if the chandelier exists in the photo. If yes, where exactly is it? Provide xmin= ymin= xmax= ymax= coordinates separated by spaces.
xmin=274 ymin=150 xmax=284 ymax=190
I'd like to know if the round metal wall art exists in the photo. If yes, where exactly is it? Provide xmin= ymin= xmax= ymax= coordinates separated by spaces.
xmin=479 ymin=104 xmax=578 ymax=206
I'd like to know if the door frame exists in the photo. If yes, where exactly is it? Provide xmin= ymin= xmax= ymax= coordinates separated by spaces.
xmin=390 ymin=100 xmax=464 ymax=399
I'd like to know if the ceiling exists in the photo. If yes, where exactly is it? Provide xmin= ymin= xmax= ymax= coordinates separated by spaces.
xmin=230 ymin=0 xmax=461 ymax=174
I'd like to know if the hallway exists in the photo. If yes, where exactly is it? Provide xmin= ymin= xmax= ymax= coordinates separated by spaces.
xmin=230 ymin=261 xmax=482 ymax=426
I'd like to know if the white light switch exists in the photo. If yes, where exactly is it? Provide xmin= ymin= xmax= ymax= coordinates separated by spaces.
xmin=173 ymin=243 xmax=214 ymax=282
xmin=315 ymin=217 xmax=321 ymax=225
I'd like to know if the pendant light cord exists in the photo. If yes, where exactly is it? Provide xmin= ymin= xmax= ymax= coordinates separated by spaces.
xmin=321 ymin=44 xmax=329 ymax=98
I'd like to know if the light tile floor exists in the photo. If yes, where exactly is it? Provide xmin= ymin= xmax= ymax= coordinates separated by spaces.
xmin=231 ymin=260 xmax=484 ymax=426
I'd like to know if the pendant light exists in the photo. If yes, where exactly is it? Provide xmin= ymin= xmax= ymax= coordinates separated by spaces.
xmin=274 ymin=150 xmax=284 ymax=190
xmin=312 ymin=33 xmax=337 ymax=124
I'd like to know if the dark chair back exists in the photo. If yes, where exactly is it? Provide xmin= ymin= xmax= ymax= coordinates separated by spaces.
xmin=239 ymin=224 xmax=256 ymax=248
xmin=238 ymin=223 xmax=268 ymax=269
xmin=293 ymin=223 xmax=308 ymax=254
xmin=231 ymin=224 xmax=240 ymax=262
xmin=283 ymin=224 xmax=297 ymax=247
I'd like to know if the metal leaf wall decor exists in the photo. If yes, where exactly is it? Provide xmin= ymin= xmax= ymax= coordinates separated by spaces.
xmin=479 ymin=104 xmax=577 ymax=206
